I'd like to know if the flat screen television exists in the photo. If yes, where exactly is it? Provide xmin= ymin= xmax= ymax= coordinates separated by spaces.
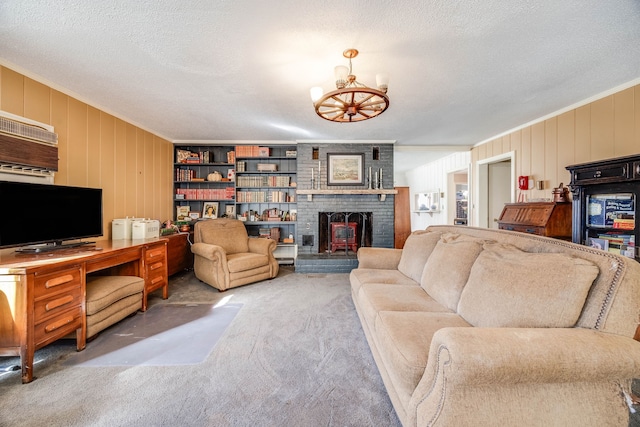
xmin=0 ymin=181 xmax=103 ymax=252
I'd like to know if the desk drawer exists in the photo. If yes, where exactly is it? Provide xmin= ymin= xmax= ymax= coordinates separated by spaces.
xmin=34 ymin=306 xmax=82 ymax=347
xmin=498 ymin=224 xmax=545 ymax=235
xmin=34 ymin=286 xmax=83 ymax=321
xmin=145 ymin=244 xmax=166 ymax=262
xmin=34 ymin=266 xmax=82 ymax=299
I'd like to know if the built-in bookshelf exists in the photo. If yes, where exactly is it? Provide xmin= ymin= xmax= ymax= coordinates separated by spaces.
xmin=234 ymin=145 xmax=297 ymax=250
xmin=173 ymin=144 xmax=297 ymax=263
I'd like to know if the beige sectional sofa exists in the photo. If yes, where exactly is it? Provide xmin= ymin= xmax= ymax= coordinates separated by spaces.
xmin=350 ymin=225 xmax=640 ymax=427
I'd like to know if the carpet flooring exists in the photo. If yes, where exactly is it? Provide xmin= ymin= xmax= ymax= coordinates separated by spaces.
xmin=64 ymin=303 xmax=242 ymax=367
xmin=0 ymin=267 xmax=402 ymax=427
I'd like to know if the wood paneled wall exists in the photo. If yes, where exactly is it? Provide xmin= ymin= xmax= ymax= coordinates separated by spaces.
xmin=0 ymin=66 xmax=174 ymax=240
xmin=471 ymin=84 xmax=640 ymax=204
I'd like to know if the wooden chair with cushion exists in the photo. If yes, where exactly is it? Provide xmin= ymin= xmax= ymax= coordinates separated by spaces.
xmin=191 ymin=218 xmax=279 ymax=291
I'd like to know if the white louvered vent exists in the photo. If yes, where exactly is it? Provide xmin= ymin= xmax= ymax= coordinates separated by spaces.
xmin=0 ymin=113 xmax=57 ymax=145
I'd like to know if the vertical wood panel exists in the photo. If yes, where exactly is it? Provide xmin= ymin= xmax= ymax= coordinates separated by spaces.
xmin=125 ymin=124 xmax=138 ymax=216
xmin=67 ymin=98 xmax=88 ymax=186
xmin=136 ymin=128 xmax=145 ymax=217
xmin=87 ymin=107 xmax=101 ymax=188
xmin=614 ymin=87 xmax=635 ymax=156
xmin=0 ymin=67 xmax=24 ymax=115
xmin=24 ymin=78 xmax=50 ymax=124
xmin=557 ymin=111 xmax=575 ymax=185
xmin=101 ymin=117 xmax=116 ymax=237
xmin=575 ymin=105 xmax=591 ymax=163
xmin=591 ymin=96 xmax=614 ymax=160
xmin=635 ymin=87 xmax=640 ymax=150
xmin=544 ymin=118 xmax=558 ymax=188
xmin=51 ymin=90 xmax=69 ymax=185
xmin=113 ymin=120 xmax=127 ymax=218
xmin=144 ymin=131 xmax=154 ymax=215
xmin=520 ymin=127 xmax=531 ymax=177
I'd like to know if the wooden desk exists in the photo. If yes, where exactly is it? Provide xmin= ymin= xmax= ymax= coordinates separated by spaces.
xmin=497 ymin=202 xmax=572 ymax=240
xmin=0 ymin=238 xmax=168 ymax=383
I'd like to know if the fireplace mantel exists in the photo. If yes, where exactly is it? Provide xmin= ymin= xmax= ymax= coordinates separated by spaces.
xmin=297 ymin=189 xmax=397 ymax=201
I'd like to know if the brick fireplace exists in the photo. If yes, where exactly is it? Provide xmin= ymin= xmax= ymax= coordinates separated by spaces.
xmin=295 ymin=142 xmax=395 ymax=273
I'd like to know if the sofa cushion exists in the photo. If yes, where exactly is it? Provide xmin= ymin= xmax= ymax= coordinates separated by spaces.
xmin=374 ymin=311 xmax=471 ymax=403
xmin=397 ymin=231 xmax=442 ymax=282
xmin=358 ymin=283 xmax=451 ymax=334
xmin=457 ymin=242 xmax=600 ymax=328
xmin=226 ymin=252 xmax=269 ymax=273
xmin=350 ymin=268 xmax=418 ymax=295
xmin=420 ymin=233 xmax=487 ymax=311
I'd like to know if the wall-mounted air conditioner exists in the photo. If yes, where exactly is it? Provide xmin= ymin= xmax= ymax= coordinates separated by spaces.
xmin=0 ymin=110 xmax=58 ymax=178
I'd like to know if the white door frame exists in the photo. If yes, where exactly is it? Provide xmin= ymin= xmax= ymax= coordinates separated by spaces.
xmin=474 ymin=151 xmax=516 ymax=228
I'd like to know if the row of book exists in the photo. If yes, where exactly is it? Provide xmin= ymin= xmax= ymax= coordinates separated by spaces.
xmin=176 ymin=149 xmax=235 ymax=164
xmin=176 ymin=188 xmax=235 ymax=200
xmin=236 ymin=190 xmax=295 ymax=203
xmin=236 ymin=176 xmax=291 ymax=187
xmin=235 ymin=145 xmax=270 ymax=158
xmin=589 ymin=233 xmax=635 ymax=258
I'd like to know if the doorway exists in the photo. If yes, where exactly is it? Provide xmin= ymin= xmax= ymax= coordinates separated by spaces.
xmin=447 ymin=169 xmax=469 ymax=225
xmin=476 ymin=152 xmax=515 ymax=228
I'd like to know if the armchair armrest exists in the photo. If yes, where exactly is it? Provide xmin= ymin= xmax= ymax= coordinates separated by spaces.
xmin=356 ymin=247 xmax=403 ymax=269
xmin=248 ymin=237 xmax=277 ymax=255
xmin=191 ymin=242 xmax=227 ymax=264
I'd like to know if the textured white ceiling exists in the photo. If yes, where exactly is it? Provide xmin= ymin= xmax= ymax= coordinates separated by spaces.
xmin=1 ymin=0 xmax=640 ymax=150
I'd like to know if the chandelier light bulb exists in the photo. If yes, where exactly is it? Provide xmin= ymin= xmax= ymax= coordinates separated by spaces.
xmin=376 ymin=73 xmax=389 ymax=93
xmin=310 ymin=87 xmax=324 ymax=103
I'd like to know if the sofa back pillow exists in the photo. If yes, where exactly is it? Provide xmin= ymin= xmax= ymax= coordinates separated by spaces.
xmin=457 ymin=242 xmax=599 ymax=328
xmin=420 ymin=233 xmax=487 ymax=311
xmin=397 ymin=231 xmax=442 ymax=282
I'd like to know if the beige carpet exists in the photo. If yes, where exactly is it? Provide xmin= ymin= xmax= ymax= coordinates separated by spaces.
xmin=0 ymin=267 xmax=401 ymax=427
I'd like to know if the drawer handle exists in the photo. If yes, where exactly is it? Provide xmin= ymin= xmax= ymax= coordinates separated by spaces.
xmin=147 ymin=250 xmax=163 ymax=258
xmin=45 ymin=274 xmax=75 ymax=288
xmin=149 ymin=262 xmax=163 ymax=271
xmin=150 ymin=276 xmax=164 ymax=286
xmin=45 ymin=295 xmax=74 ymax=311
xmin=44 ymin=315 xmax=74 ymax=333
xmin=525 ymin=228 xmax=535 ymax=233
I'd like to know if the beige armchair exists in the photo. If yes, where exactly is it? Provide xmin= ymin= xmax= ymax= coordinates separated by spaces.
xmin=191 ymin=218 xmax=279 ymax=291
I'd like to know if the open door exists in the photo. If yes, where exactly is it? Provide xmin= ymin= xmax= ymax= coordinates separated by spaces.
xmin=476 ymin=152 xmax=515 ymax=228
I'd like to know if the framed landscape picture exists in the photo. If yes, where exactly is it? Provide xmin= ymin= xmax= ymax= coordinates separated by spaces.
xmin=327 ymin=153 xmax=364 ymax=186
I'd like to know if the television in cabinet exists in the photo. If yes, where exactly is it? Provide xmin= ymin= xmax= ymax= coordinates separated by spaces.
xmin=566 ymin=154 xmax=639 ymax=262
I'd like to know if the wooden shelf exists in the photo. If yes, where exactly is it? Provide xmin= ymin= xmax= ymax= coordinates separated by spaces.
xmin=296 ymin=189 xmax=397 ymax=201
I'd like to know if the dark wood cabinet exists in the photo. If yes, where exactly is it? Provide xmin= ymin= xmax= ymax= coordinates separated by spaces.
xmin=166 ymin=232 xmax=193 ymax=275
xmin=497 ymin=202 xmax=572 ymax=239
xmin=566 ymin=154 xmax=638 ymax=262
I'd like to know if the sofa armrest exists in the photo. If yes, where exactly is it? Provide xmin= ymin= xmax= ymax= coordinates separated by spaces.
xmin=191 ymin=242 xmax=227 ymax=264
xmin=356 ymin=247 xmax=403 ymax=269
xmin=424 ymin=327 xmax=640 ymax=386
xmin=408 ymin=326 xmax=640 ymax=427
xmin=248 ymin=237 xmax=276 ymax=255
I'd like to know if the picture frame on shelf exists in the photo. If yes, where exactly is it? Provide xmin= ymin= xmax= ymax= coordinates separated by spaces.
xmin=202 ymin=202 xmax=219 ymax=219
xmin=176 ymin=205 xmax=190 ymax=220
xmin=327 ymin=153 xmax=364 ymax=186
xmin=189 ymin=212 xmax=201 ymax=220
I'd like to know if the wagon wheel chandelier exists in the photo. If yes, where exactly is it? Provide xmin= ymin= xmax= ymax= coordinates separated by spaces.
xmin=310 ymin=49 xmax=389 ymax=122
